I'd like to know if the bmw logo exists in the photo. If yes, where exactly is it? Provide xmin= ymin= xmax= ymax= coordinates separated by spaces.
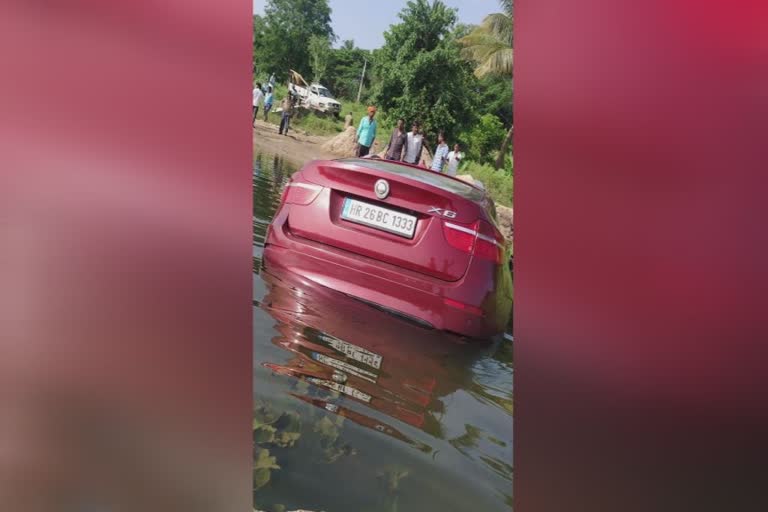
xmin=375 ymin=179 xmax=390 ymax=199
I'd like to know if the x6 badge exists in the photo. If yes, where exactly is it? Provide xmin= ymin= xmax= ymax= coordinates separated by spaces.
xmin=428 ymin=207 xmax=457 ymax=218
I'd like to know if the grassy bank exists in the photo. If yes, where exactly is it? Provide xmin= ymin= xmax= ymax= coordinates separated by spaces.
xmin=457 ymin=161 xmax=513 ymax=208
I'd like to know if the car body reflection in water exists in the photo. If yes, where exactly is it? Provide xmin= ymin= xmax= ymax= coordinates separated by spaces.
xmin=253 ymin=152 xmax=512 ymax=512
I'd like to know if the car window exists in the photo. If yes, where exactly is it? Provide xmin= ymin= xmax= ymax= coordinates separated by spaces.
xmin=338 ymin=158 xmax=486 ymax=202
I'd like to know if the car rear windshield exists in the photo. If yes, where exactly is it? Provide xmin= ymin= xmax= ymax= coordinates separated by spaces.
xmin=339 ymin=158 xmax=486 ymax=202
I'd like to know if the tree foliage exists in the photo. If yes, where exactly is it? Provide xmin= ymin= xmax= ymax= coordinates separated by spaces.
xmin=371 ymin=0 xmax=479 ymax=146
xmin=459 ymin=0 xmax=514 ymax=169
xmin=459 ymin=0 xmax=513 ymax=78
xmin=324 ymin=40 xmax=371 ymax=100
xmin=464 ymin=113 xmax=507 ymax=165
xmin=308 ymin=35 xmax=332 ymax=83
xmin=253 ymin=0 xmax=335 ymax=81
xmin=476 ymin=74 xmax=513 ymax=128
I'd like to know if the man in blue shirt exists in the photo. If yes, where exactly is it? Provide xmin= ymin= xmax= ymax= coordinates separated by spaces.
xmin=356 ymin=106 xmax=378 ymax=157
xmin=262 ymin=85 xmax=274 ymax=122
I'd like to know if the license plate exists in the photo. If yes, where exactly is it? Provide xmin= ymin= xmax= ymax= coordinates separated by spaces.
xmin=311 ymin=352 xmax=379 ymax=383
xmin=341 ymin=198 xmax=416 ymax=238
xmin=319 ymin=333 xmax=383 ymax=369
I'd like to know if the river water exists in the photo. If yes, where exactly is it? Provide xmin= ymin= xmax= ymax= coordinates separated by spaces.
xmin=253 ymin=152 xmax=513 ymax=512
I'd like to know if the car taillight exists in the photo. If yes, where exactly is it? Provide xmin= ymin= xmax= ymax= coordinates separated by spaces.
xmin=475 ymin=220 xmax=505 ymax=264
xmin=442 ymin=221 xmax=476 ymax=253
xmin=442 ymin=220 xmax=504 ymax=264
xmin=282 ymin=181 xmax=323 ymax=205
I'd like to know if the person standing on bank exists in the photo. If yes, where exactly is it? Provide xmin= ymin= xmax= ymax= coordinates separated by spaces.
xmin=356 ymin=106 xmax=378 ymax=157
xmin=252 ymin=82 xmax=264 ymax=127
xmin=278 ymin=94 xmax=294 ymax=136
xmin=445 ymin=143 xmax=463 ymax=176
xmin=430 ymin=132 xmax=450 ymax=172
xmin=263 ymin=85 xmax=274 ymax=122
xmin=384 ymin=118 xmax=407 ymax=161
xmin=403 ymin=121 xmax=424 ymax=165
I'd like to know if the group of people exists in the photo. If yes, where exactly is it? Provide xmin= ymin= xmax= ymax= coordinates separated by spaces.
xmin=354 ymin=106 xmax=464 ymax=176
xmin=253 ymin=80 xmax=298 ymax=136
xmin=252 ymin=82 xmax=275 ymax=126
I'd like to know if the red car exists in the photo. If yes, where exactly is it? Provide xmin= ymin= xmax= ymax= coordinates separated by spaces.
xmin=263 ymin=157 xmax=512 ymax=338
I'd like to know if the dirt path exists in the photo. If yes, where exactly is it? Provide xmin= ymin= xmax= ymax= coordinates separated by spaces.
xmin=252 ymin=119 xmax=338 ymax=168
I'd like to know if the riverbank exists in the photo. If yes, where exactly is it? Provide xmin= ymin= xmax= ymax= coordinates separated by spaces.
xmin=253 ymin=119 xmax=338 ymax=167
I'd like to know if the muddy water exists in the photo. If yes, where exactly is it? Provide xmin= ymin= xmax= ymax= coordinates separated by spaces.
xmin=253 ymin=152 xmax=513 ymax=512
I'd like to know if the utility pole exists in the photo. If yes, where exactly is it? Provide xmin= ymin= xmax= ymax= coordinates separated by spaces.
xmin=356 ymin=58 xmax=367 ymax=104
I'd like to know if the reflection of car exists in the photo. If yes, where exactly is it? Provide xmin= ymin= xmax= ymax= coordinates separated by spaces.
xmin=263 ymin=158 xmax=513 ymax=338
xmin=258 ymin=269 xmax=480 ymax=444
xmin=291 ymin=393 xmax=433 ymax=453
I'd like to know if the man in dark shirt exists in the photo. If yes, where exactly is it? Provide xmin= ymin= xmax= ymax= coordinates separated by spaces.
xmin=278 ymin=94 xmax=295 ymax=136
xmin=384 ymin=118 xmax=407 ymax=161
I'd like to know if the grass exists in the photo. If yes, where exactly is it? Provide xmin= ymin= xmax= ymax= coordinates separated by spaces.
xmin=456 ymin=161 xmax=513 ymax=208
xmin=290 ymin=112 xmax=343 ymax=136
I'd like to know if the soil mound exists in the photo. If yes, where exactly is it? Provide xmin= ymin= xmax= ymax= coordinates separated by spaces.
xmin=495 ymin=205 xmax=514 ymax=242
xmin=322 ymin=127 xmax=358 ymax=156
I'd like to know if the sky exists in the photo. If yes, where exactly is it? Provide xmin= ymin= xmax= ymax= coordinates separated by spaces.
xmin=253 ymin=0 xmax=501 ymax=50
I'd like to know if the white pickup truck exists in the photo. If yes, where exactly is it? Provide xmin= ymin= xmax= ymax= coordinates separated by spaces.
xmin=287 ymin=70 xmax=341 ymax=117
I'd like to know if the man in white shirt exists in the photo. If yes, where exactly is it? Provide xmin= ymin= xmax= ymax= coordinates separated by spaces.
xmin=252 ymin=82 xmax=264 ymax=127
xmin=445 ymin=143 xmax=463 ymax=176
xmin=403 ymin=122 xmax=424 ymax=165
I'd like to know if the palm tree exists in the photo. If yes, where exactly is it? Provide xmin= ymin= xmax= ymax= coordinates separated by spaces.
xmin=460 ymin=0 xmax=513 ymax=170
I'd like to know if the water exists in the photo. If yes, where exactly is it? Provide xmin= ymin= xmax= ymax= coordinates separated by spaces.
xmin=253 ymin=152 xmax=513 ymax=512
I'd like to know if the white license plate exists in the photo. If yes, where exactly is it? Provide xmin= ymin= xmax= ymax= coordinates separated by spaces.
xmin=341 ymin=198 xmax=416 ymax=238
xmin=311 ymin=352 xmax=379 ymax=383
xmin=319 ymin=333 xmax=383 ymax=369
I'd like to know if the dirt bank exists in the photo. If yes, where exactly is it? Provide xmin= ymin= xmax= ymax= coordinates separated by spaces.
xmin=253 ymin=119 xmax=337 ymax=167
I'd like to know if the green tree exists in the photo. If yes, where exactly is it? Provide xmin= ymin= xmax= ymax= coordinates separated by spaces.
xmin=308 ymin=35 xmax=332 ymax=83
xmin=464 ymin=113 xmax=507 ymax=165
xmin=459 ymin=0 xmax=513 ymax=77
xmin=476 ymin=74 xmax=513 ymax=128
xmin=253 ymin=0 xmax=335 ymax=82
xmin=460 ymin=0 xmax=513 ymax=169
xmin=325 ymin=40 xmax=372 ymax=100
xmin=370 ymin=0 xmax=478 ymax=147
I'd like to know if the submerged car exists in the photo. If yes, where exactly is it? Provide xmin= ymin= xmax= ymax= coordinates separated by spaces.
xmin=263 ymin=158 xmax=512 ymax=338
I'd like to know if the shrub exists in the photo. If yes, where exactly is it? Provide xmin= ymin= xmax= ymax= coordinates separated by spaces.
xmin=463 ymin=114 xmax=507 ymax=166
xmin=293 ymin=112 xmax=342 ymax=136
xmin=458 ymin=160 xmax=513 ymax=207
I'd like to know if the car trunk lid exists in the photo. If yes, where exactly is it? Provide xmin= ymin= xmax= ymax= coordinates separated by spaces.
xmin=285 ymin=159 xmax=488 ymax=282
